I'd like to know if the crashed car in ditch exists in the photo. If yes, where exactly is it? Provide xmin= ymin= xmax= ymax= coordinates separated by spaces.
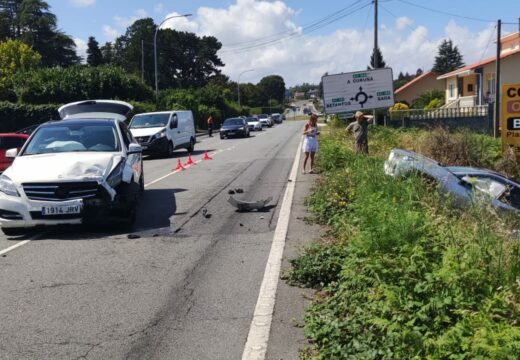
xmin=0 ymin=100 xmax=144 ymax=235
xmin=384 ymin=149 xmax=520 ymax=213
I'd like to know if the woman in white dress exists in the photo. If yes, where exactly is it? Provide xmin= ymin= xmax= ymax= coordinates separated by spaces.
xmin=302 ymin=114 xmax=319 ymax=174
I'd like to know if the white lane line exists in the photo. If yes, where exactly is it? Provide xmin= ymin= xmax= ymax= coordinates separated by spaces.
xmin=144 ymin=149 xmax=224 ymax=188
xmin=0 ymin=231 xmax=48 ymax=256
xmin=241 ymin=135 xmax=303 ymax=360
xmin=0 ymin=240 xmax=31 ymax=256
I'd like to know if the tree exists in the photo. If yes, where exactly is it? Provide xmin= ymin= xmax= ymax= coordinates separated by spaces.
xmin=411 ymin=89 xmax=445 ymax=109
xmin=100 ymin=41 xmax=114 ymax=64
xmin=0 ymin=38 xmax=40 ymax=100
xmin=0 ymin=0 xmax=79 ymax=67
xmin=416 ymin=68 xmax=423 ymax=76
xmin=86 ymin=36 xmax=103 ymax=66
xmin=432 ymin=39 xmax=464 ymax=74
xmin=257 ymin=75 xmax=285 ymax=105
xmin=369 ymin=46 xmax=386 ymax=69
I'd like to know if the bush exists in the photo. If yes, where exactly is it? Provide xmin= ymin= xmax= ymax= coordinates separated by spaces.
xmin=389 ymin=102 xmax=409 ymax=120
xmin=425 ymin=97 xmax=444 ymax=109
xmin=289 ymin=128 xmax=520 ymax=359
xmin=0 ymin=101 xmax=59 ymax=132
xmin=13 ymin=65 xmax=154 ymax=104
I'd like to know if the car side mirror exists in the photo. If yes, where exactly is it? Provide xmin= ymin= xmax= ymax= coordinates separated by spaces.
xmin=6 ymin=148 xmax=18 ymax=158
xmin=127 ymin=143 xmax=142 ymax=155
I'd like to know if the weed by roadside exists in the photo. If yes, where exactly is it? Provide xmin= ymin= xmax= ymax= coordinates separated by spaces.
xmin=288 ymin=127 xmax=520 ymax=359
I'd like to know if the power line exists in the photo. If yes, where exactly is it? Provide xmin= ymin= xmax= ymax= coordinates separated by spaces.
xmin=478 ymin=25 xmax=497 ymax=63
xmin=218 ymin=1 xmax=373 ymax=54
xmin=222 ymin=0 xmax=366 ymax=49
xmin=397 ymin=0 xmax=517 ymax=24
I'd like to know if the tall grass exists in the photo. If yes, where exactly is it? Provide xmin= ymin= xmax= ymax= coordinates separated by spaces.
xmin=288 ymin=129 xmax=520 ymax=359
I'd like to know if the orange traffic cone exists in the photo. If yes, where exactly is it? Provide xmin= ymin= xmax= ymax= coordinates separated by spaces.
xmin=202 ymin=150 xmax=212 ymax=160
xmin=174 ymin=158 xmax=186 ymax=171
xmin=184 ymin=153 xmax=195 ymax=166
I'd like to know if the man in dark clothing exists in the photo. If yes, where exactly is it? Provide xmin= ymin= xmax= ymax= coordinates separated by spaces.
xmin=207 ymin=115 xmax=214 ymax=137
xmin=346 ymin=111 xmax=373 ymax=154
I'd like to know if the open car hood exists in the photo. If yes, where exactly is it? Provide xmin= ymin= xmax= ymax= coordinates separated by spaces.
xmin=58 ymin=100 xmax=133 ymax=121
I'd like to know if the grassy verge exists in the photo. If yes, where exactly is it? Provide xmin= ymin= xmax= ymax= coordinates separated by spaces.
xmin=288 ymin=126 xmax=520 ymax=359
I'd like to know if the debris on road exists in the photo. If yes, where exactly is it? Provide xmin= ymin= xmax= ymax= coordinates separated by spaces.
xmin=202 ymin=207 xmax=212 ymax=218
xmin=127 ymin=234 xmax=141 ymax=239
xmin=228 ymin=196 xmax=273 ymax=212
xmin=228 ymin=190 xmax=236 ymax=195
xmin=235 ymin=188 xmax=244 ymax=193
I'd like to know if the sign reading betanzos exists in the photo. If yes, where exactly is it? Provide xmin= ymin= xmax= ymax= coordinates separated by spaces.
xmin=322 ymin=68 xmax=395 ymax=113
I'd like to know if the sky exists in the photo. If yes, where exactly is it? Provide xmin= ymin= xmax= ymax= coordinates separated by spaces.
xmin=50 ymin=0 xmax=520 ymax=86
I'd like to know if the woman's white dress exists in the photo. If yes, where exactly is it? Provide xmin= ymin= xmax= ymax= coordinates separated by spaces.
xmin=302 ymin=126 xmax=318 ymax=153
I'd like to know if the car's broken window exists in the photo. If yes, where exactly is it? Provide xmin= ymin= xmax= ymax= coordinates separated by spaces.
xmin=466 ymin=176 xmax=507 ymax=199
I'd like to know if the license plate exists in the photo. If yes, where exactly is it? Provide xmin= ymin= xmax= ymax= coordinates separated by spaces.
xmin=228 ymin=132 xmax=235 ymax=135
xmin=42 ymin=204 xmax=82 ymax=216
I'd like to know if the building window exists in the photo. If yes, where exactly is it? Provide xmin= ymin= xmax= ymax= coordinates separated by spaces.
xmin=467 ymin=84 xmax=474 ymax=92
xmin=449 ymin=83 xmax=455 ymax=98
xmin=487 ymin=77 xmax=496 ymax=94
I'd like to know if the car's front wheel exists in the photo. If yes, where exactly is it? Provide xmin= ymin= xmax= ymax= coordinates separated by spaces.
xmin=186 ymin=138 xmax=195 ymax=153
xmin=166 ymin=141 xmax=174 ymax=158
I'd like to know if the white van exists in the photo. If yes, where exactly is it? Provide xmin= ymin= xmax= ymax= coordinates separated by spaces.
xmin=129 ymin=111 xmax=196 ymax=157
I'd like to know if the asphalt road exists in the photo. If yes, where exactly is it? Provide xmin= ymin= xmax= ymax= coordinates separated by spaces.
xmin=0 ymin=120 xmax=304 ymax=360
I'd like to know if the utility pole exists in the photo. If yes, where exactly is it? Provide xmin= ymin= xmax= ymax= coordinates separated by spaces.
xmin=495 ymin=19 xmax=501 ymax=138
xmin=374 ymin=0 xmax=379 ymax=69
xmin=141 ymin=40 xmax=144 ymax=82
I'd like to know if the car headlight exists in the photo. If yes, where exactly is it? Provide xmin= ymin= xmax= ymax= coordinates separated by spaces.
xmin=106 ymin=160 xmax=125 ymax=188
xmin=0 ymin=175 xmax=19 ymax=197
xmin=239 ymin=127 xmax=244 ymax=130
xmin=153 ymin=130 xmax=166 ymax=140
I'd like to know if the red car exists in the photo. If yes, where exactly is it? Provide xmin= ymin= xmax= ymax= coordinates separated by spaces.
xmin=0 ymin=133 xmax=29 ymax=172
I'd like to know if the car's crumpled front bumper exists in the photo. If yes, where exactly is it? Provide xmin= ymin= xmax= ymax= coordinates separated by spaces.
xmin=0 ymin=179 xmax=132 ymax=229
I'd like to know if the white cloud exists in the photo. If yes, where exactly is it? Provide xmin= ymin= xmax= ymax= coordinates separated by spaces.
xmin=396 ymin=16 xmax=413 ymax=31
xmin=114 ymin=9 xmax=149 ymax=29
xmin=162 ymin=12 xmax=199 ymax=33
xmin=102 ymin=25 xmax=120 ymax=41
xmin=101 ymin=1 xmax=498 ymax=86
xmin=74 ymin=38 xmax=88 ymax=63
xmin=69 ymin=0 xmax=95 ymax=7
xmin=154 ymin=3 xmax=165 ymax=14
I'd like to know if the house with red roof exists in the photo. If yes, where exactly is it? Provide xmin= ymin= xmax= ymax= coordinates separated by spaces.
xmin=394 ymin=70 xmax=444 ymax=105
xmin=436 ymin=31 xmax=520 ymax=108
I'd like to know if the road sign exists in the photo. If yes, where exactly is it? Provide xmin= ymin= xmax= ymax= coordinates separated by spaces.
xmin=322 ymin=68 xmax=395 ymax=114
xmin=501 ymin=84 xmax=520 ymax=154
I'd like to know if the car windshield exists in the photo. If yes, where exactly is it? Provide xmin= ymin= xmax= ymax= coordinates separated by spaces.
xmin=246 ymin=118 xmax=257 ymax=123
xmin=224 ymin=118 xmax=242 ymax=126
xmin=23 ymin=123 xmax=120 ymax=155
xmin=130 ymin=114 xmax=169 ymax=128
xmin=258 ymin=114 xmax=268 ymax=119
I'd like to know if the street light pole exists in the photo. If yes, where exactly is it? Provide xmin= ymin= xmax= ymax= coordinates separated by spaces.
xmin=237 ymin=69 xmax=254 ymax=108
xmin=154 ymin=13 xmax=192 ymax=102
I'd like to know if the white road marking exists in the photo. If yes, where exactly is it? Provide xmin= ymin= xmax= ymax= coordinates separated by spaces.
xmin=0 ymin=231 xmax=48 ymax=256
xmin=241 ymin=135 xmax=303 ymax=360
xmin=144 ymin=149 xmax=224 ymax=188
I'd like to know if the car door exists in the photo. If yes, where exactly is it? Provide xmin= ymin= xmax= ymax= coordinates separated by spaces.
xmin=119 ymin=122 xmax=142 ymax=184
xmin=169 ymin=113 xmax=181 ymax=148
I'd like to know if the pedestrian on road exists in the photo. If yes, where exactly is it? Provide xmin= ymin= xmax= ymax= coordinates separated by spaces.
xmin=207 ymin=115 xmax=214 ymax=137
xmin=302 ymin=114 xmax=319 ymax=174
xmin=346 ymin=111 xmax=373 ymax=154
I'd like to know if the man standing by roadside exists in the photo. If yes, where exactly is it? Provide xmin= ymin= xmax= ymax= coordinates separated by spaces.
xmin=346 ymin=111 xmax=373 ymax=154
xmin=207 ymin=115 xmax=214 ymax=137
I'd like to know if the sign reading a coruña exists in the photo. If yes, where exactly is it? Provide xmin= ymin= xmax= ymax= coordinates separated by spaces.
xmin=501 ymin=84 xmax=520 ymax=154
xmin=322 ymin=68 xmax=394 ymax=114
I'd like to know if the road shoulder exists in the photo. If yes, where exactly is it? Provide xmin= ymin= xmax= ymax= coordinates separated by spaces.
xmin=265 ymin=167 xmax=321 ymax=360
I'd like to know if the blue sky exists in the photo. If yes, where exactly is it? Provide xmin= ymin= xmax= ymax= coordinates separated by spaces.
xmin=49 ymin=1 xmax=520 ymax=85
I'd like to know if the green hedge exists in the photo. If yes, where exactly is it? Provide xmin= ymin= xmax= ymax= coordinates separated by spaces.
xmin=13 ymin=65 xmax=154 ymax=104
xmin=0 ymin=101 xmax=59 ymax=132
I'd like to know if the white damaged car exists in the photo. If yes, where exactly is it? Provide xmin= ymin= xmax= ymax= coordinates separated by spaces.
xmin=0 ymin=100 xmax=144 ymax=235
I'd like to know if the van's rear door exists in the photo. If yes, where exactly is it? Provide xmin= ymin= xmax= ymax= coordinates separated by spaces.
xmin=58 ymin=100 xmax=133 ymax=121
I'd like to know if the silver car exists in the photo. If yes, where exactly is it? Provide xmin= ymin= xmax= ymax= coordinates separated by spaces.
xmin=384 ymin=149 xmax=520 ymax=213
